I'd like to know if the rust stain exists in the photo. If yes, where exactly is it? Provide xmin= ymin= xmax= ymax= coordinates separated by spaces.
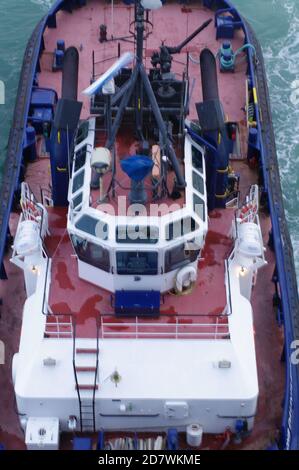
xmin=77 ymin=294 xmax=103 ymax=322
xmin=51 ymin=302 xmax=72 ymax=314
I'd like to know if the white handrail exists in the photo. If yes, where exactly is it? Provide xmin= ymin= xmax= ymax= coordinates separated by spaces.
xmin=44 ymin=315 xmax=73 ymax=338
xmin=100 ymin=318 xmax=229 ymax=340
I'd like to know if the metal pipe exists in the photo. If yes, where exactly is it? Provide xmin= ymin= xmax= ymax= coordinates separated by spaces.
xmin=139 ymin=64 xmax=186 ymax=188
xmin=106 ymin=66 xmax=139 ymax=148
xmin=166 ymin=19 xmax=212 ymax=54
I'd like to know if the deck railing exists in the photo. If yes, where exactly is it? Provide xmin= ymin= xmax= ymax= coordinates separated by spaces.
xmin=44 ymin=313 xmax=73 ymax=338
xmin=99 ymin=314 xmax=230 ymax=340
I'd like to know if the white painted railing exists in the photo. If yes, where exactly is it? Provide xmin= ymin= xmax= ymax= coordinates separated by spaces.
xmin=100 ymin=316 xmax=230 ymax=340
xmin=44 ymin=314 xmax=73 ymax=338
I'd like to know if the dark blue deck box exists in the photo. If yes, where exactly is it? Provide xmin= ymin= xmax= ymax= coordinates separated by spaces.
xmin=115 ymin=290 xmax=160 ymax=317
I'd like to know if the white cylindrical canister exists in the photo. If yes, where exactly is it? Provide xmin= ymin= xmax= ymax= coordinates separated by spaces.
xmin=186 ymin=424 xmax=203 ymax=447
xmin=14 ymin=220 xmax=41 ymax=256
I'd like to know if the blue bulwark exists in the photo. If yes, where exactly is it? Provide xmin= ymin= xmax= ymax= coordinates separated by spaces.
xmin=115 ymin=290 xmax=160 ymax=317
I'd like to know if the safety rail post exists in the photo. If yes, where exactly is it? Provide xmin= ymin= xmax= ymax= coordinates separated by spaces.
xmin=92 ymin=318 xmax=100 ymax=432
xmin=100 ymin=316 xmax=104 ymax=339
xmin=72 ymin=318 xmax=83 ymax=432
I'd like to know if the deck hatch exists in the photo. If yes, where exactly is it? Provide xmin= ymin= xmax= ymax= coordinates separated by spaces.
xmin=114 ymin=290 xmax=160 ymax=318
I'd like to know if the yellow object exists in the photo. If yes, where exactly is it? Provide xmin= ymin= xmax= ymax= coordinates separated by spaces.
xmin=253 ymin=87 xmax=258 ymax=104
xmin=57 ymin=131 xmax=61 ymax=144
xmin=217 ymin=166 xmax=229 ymax=174
xmin=56 ymin=166 xmax=67 ymax=172
xmin=215 ymin=190 xmax=230 ymax=199
xmin=170 ymin=281 xmax=196 ymax=296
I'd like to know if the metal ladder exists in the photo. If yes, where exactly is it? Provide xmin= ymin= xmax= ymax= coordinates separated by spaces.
xmin=73 ymin=320 xmax=99 ymax=432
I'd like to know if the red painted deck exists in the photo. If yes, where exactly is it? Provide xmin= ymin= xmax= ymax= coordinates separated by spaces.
xmin=40 ymin=0 xmax=247 ymax=122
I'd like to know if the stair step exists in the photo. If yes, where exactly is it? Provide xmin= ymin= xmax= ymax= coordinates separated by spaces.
xmin=76 ymin=366 xmax=97 ymax=372
xmin=76 ymin=348 xmax=98 ymax=354
xmin=76 ymin=384 xmax=99 ymax=391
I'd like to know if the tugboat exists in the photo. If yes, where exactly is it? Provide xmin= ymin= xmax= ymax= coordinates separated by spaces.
xmin=0 ymin=0 xmax=298 ymax=451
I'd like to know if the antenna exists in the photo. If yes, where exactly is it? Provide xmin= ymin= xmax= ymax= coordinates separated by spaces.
xmin=82 ymin=1 xmax=211 ymax=192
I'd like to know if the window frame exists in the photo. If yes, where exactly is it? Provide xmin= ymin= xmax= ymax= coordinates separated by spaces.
xmin=75 ymin=214 xmax=108 ymax=240
xmin=164 ymin=242 xmax=199 ymax=273
xmin=116 ymin=251 xmax=159 ymax=275
xmin=70 ymin=234 xmax=110 ymax=272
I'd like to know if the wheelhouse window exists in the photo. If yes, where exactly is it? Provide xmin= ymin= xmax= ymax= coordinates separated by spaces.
xmin=74 ymin=145 xmax=87 ymax=172
xmin=71 ymin=235 xmax=110 ymax=272
xmin=72 ymin=169 xmax=85 ymax=193
xmin=72 ymin=192 xmax=83 ymax=209
xmin=165 ymin=217 xmax=199 ymax=241
xmin=192 ymin=171 xmax=204 ymax=194
xmin=116 ymin=251 xmax=158 ymax=275
xmin=116 ymin=225 xmax=159 ymax=244
xmin=192 ymin=145 xmax=203 ymax=173
xmin=75 ymin=215 xmax=108 ymax=240
xmin=75 ymin=121 xmax=89 ymax=146
xmin=193 ymin=193 xmax=206 ymax=222
xmin=164 ymin=243 xmax=199 ymax=273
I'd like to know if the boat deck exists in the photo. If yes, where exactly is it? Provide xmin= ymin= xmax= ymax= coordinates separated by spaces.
xmin=39 ymin=0 xmax=248 ymax=122
xmin=45 ymin=205 xmax=233 ymax=339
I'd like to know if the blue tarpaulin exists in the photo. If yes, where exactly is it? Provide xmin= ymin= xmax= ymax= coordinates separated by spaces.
xmin=120 ymin=155 xmax=154 ymax=181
